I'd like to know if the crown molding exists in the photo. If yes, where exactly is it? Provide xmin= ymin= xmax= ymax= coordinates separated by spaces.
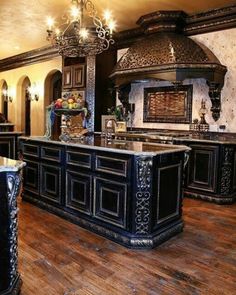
xmin=0 ymin=46 xmax=59 ymax=72
xmin=185 ymin=4 xmax=236 ymax=35
xmin=0 ymin=5 xmax=235 ymax=71
xmin=116 ymin=4 xmax=236 ymax=48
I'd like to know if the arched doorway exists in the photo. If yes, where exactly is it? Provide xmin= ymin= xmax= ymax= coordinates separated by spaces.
xmin=0 ymin=80 xmax=8 ymax=121
xmin=44 ymin=70 xmax=62 ymax=105
xmin=44 ymin=70 xmax=62 ymax=138
xmin=25 ymin=80 xmax=31 ymax=136
xmin=17 ymin=76 xmax=31 ymax=135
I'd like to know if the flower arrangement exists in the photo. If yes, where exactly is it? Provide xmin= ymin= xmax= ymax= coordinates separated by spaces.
xmin=107 ymin=105 xmax=129 ymax=122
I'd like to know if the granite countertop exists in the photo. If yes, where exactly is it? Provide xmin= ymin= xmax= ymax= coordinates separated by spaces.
xmin=0 ymin=123 xmax=14 ymax=126
xmin=175 ymin=133 xmax=236 ymax=144
xmin=0 ymin=157 xmax=26 ymax=172
xmin=20 ymin=136 xmax=190 ymax=156
xmin=113 ymin=131 xmax=236 ymax=144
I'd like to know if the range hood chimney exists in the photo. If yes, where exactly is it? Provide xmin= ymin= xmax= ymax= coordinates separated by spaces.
xmin=110 ymin=11 xmax=227 ymax=121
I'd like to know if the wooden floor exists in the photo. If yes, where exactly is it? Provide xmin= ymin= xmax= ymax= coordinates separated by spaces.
xmin=18 ymin=198 xmax=236 ymax=295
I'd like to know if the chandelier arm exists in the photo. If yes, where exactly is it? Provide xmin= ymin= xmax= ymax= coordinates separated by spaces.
xmin=93 ymin=15 xmax=108 ymax=39
xmin=84 ymin=0 xmax=97 ymax=18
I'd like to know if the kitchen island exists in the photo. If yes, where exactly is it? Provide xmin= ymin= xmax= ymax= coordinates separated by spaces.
xmin=0 ymin=157 xmax=25 ymax=295
xmin=19 ymin=136 xmax=189 ymax=249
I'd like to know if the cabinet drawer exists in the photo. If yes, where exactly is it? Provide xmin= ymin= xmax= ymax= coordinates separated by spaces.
xmin=41 ymin=146 xmax=63 ymax=163
xmin=23 ymin=143 xmax=40 ymax=158
xmin=95 ymin=155 xmax=130 ymax=177
xmin=66 ymin=149 xmax=92 ymax=169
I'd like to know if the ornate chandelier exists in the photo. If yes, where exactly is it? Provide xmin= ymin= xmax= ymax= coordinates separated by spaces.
xmin=46 ymin=0 xmax=116 ymax=57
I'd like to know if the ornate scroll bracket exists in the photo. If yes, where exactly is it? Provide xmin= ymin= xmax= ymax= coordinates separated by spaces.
xmin=207 ymin=82 xmax=223 ymax=121
xmin=135 ymin=156 xmax=153 ymax=235
xmin=117 ymin=83 xmax=131 ymax=111
xmin=220 ymin=147 xmax=234 ymax=196
xmin=7 ymin=172 xmax=21 ymax=288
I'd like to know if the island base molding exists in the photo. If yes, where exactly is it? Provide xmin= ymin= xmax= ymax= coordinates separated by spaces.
xmin=22 ymin=194 xmax=183 ymax=249
xmin=184 ymin=190 xmax=236 ymax=205
xmin=0 ymin=276 xmax=22 ymax=295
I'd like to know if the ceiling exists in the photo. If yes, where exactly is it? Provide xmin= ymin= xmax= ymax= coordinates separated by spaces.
xmin=0 ymin=0 xmax=235 ymax=59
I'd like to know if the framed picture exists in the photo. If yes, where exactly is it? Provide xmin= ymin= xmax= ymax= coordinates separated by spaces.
xmin=143 ymin=85 xmax=193 ymax=123
xmin=101 ymin=115 xmax=116 ymax=132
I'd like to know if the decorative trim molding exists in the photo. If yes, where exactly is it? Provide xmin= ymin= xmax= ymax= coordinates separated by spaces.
xmin=184 ymin=190 xmax=236 ymax=204
xmin=0 ymin=5 xmax=235 ymax=71
xmin=86 ymin=55 xmax=96 ymax=132
xmin=185 ymin=5 xmax=236 ymax=35
xmin=116 ymin=5 xmax=236 ymax=48
xmin=220 ymin=147 xmax=234 ymax=195
xmin=135 ymin=156 xmax=152 ymax=235
xmin=0 ymin=45 xmax=59 ymax=72
xmin=6 ymin=172 xmax=21 ymax=288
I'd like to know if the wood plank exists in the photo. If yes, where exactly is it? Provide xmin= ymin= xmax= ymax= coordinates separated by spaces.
xmin=18 ymin=198 xmax=236 ymax=295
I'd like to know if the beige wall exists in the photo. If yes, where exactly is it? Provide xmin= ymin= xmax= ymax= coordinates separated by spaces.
xmin=118 ymin=28 xmax=236 ymax=133
xmin=0 ymin=57 xmax=62 ymax=136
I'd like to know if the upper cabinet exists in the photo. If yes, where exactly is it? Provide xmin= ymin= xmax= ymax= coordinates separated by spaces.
xmin=62 ymin=57 xmax=86 ymax=90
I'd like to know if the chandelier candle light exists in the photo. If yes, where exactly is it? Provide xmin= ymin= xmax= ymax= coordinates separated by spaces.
xmin=46 ymin=0 xmax=116 ymax=57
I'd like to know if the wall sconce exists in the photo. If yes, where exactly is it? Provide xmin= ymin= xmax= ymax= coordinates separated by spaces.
xmin=27 ymin=83 xmax=39 ymax=101
xmin=2 ymin=88 xmax=13 ymax=103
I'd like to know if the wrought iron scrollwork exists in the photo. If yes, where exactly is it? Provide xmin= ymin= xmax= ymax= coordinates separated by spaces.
xmin=135 ymin=156 xmax=152 ymax=234
xmin=7 ymin=172 xmax=21 ymax=287
xmin=220 ymin=147 xmax=234 ymax=195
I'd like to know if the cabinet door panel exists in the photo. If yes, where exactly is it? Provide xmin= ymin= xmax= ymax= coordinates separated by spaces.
xmin=187 ymin=145 xmax=218 ymax=193
xmin=93 ymin=177 xmax=128 ymax=229
xmin=0 ymin=137 xmax=15 ymax=158
xmin=24 ymin=160 xmax=39 ymax=194
xmin=156 ymin=163 xmax=181 ymax=225
xmin=73 ymin=65 xmax=85 ymax=88
xmin=63 ymin=66 xmax=73 ymax=88
xmin=233 ymin=151 xmax=236 ymax=191
xmin=40 ymin=164 xmax=62 ymax=204
xmin=66 ymin=170 xmax=92 ymax=215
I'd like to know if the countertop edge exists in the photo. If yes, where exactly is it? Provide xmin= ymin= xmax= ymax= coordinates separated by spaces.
xmin=19 ymin=136 xmax=190 ymax=155
xmin=0 ymin=157 xmax=26 ymax=172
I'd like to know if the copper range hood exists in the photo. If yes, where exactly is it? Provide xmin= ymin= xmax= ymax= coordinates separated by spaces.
xmin=110 ymin=11 xmax=227 ymax=121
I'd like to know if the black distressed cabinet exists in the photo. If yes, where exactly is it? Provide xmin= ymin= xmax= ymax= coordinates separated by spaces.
xmin=183 ymin=142 xmax=236 ymax=204
xmin=0 ymin=133 xmax=22 ymax=159
xmin=66 ymin=169 xmax=92 ymax=215
xmin=20 ymin=138 xmax=185 ymax=249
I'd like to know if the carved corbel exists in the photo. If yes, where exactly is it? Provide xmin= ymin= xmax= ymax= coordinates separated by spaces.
xmin=207 ymin=82 xmax=222 ymax=121
xmin=117 ymin=84 xmax=131 ymax=110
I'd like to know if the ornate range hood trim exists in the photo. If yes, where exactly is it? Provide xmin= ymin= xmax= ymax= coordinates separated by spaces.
xmin=110 ymin=11 xmax=227 ymax=121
